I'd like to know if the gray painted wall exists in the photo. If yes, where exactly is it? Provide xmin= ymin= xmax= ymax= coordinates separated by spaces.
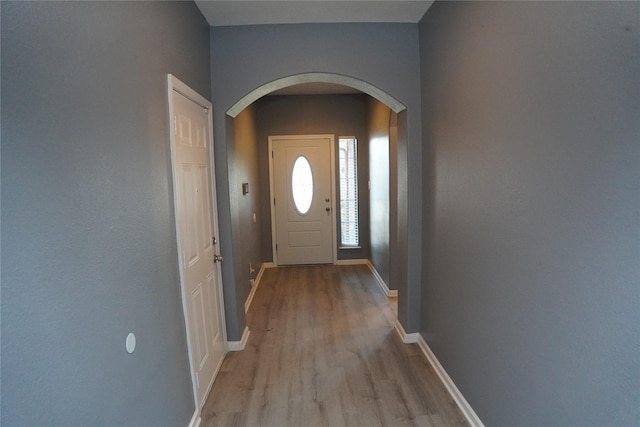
xmin=419 ymin=2 xmax=640 ymax=425
xmin=255 ymin=94 xmax=370 ymax=261
xmin=368 ymin=98 xmax=392 ymax=286
xmin=388 ymin=112 xmax=400 ymax=292
xmin=1 ymin=2 xmax=210 ymax=425
xmin=231 ymin=104 xmax=263 ymax=309
xmin=211 ymin=23 xmax=423 ymax=339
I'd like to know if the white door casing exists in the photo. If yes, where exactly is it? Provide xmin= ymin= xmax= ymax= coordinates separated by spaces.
xmin=168 ymin=75 xmax=227 ymax=410
xmin=269 ymin=135 xmax=337 ymax=265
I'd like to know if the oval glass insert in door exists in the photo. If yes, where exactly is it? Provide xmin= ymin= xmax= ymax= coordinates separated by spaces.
xmin=291 ymin=156 xmax=313 ymax=215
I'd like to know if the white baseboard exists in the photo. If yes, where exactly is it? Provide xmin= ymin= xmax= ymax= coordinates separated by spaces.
xmin=227 ymin=326 xmax=250 ymax=351
xmin=394 ymin=319 xmax=420 ymax=343
xmin=366 ymin=261 xmax=398 ymax=298
xmin=188 ymin=409 xmax=201 ymax=427
xmin=415 ymin=335 xmax=485 ymax=427
xmin=245 ymin=262 xmax=270 ymax=313
xmin=334 ymin=258 xmax=368 ymax=265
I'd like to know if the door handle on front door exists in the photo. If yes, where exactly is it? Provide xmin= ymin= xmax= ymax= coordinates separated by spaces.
xmin=213 ymin=254 xmax=223 ymax=263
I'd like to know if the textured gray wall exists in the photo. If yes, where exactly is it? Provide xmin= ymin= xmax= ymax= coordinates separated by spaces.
xmin=231 ymin=105 xmax=263 ymax=309
xmin=255 ymin=94 xmax=370 ymax=261
xmin=1 ymin=2 xmax=210 ymax=425
xmin=419 ymin=2 xmax=640 ymax=425
xmin=368 ymin=98 xmax=391 ymax=286
xmin=211 ymin=24 xmax=423 ymax=339
xmin=388 ymin=112 xmax=399 ymax=292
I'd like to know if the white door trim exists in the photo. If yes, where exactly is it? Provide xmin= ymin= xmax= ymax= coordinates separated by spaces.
xmin=167 ymin=74 xmax=228 ymax=413
xmin=268 ymin=135 xmax=337 ymax=266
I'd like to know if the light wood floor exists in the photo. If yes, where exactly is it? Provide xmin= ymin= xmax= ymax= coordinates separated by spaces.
xmin=201 ymin=264 xmax=466 ymax=427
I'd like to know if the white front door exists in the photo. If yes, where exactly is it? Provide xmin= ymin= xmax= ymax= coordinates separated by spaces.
xmin=269 ymin=135 xmax=336 ymax=265
xmin=168 ymin=75 xmax=226 ymax=409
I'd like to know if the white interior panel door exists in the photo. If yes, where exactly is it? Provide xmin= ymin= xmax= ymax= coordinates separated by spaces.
xmin=270 ymin=135 xmax=335 ymax=265
xmin=169 ymin=76 xmax=226 ymax=409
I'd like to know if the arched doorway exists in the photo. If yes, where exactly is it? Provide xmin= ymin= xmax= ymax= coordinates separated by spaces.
xmin=218 ymin=73 xmax=411 ymax=346
xmin=226 ymin=73 xmax=406 ymax=117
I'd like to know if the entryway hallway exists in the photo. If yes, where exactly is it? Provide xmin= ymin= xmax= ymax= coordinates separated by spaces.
xmin=201 ymin=265 xmax=466 ymax=426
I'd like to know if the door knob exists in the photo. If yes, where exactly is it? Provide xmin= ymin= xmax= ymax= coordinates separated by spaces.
xmin=325 ymin=207 xmax=330 ymax=212
xmin=213 ymin=254 xmax=223 ymax=263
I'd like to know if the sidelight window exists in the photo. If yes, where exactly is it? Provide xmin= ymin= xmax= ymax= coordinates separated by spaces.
xmin=339 ymin=137 xmax=359 ymax=246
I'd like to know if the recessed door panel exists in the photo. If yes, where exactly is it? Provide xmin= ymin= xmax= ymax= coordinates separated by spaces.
xmin=287 ymin=231 xmax=323 ymax=247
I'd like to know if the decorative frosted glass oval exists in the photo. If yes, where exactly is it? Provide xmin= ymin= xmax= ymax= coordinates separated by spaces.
xmin=291 ymin=156 xmax=313 ymax=215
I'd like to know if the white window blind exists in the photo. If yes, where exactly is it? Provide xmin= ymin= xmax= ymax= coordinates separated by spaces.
xmin=339 ymin=137 xmax=359 ymax=246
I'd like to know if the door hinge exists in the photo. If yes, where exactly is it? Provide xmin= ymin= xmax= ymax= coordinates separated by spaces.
xmin=273 ymin=198 xmax=276 ymax=206
xmin=276 ymin=243 xmax=278 ymax=251
xmin=271 ymin=150 xmax=274 ymax=159
xmin=195 ymin=372 xmax=200 ymax=389
xmin=173 ymin=116 xmax=177 ymax=134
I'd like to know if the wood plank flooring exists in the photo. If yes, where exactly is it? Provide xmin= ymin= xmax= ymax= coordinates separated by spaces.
xmin=201 ymin=264 xmax=467 ymax=427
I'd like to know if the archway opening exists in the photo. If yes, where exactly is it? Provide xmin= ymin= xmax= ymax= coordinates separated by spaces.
xmin=226 ymin=73 xmax=406 ymax=118
xmin=218 ymin=73 xmax=410 ymax=343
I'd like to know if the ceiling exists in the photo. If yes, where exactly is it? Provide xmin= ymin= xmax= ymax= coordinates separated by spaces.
xmin=196 ymin=1 xmax=434 ymax=95
xmin=195 ymin=1 xmax=434 ymax=27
